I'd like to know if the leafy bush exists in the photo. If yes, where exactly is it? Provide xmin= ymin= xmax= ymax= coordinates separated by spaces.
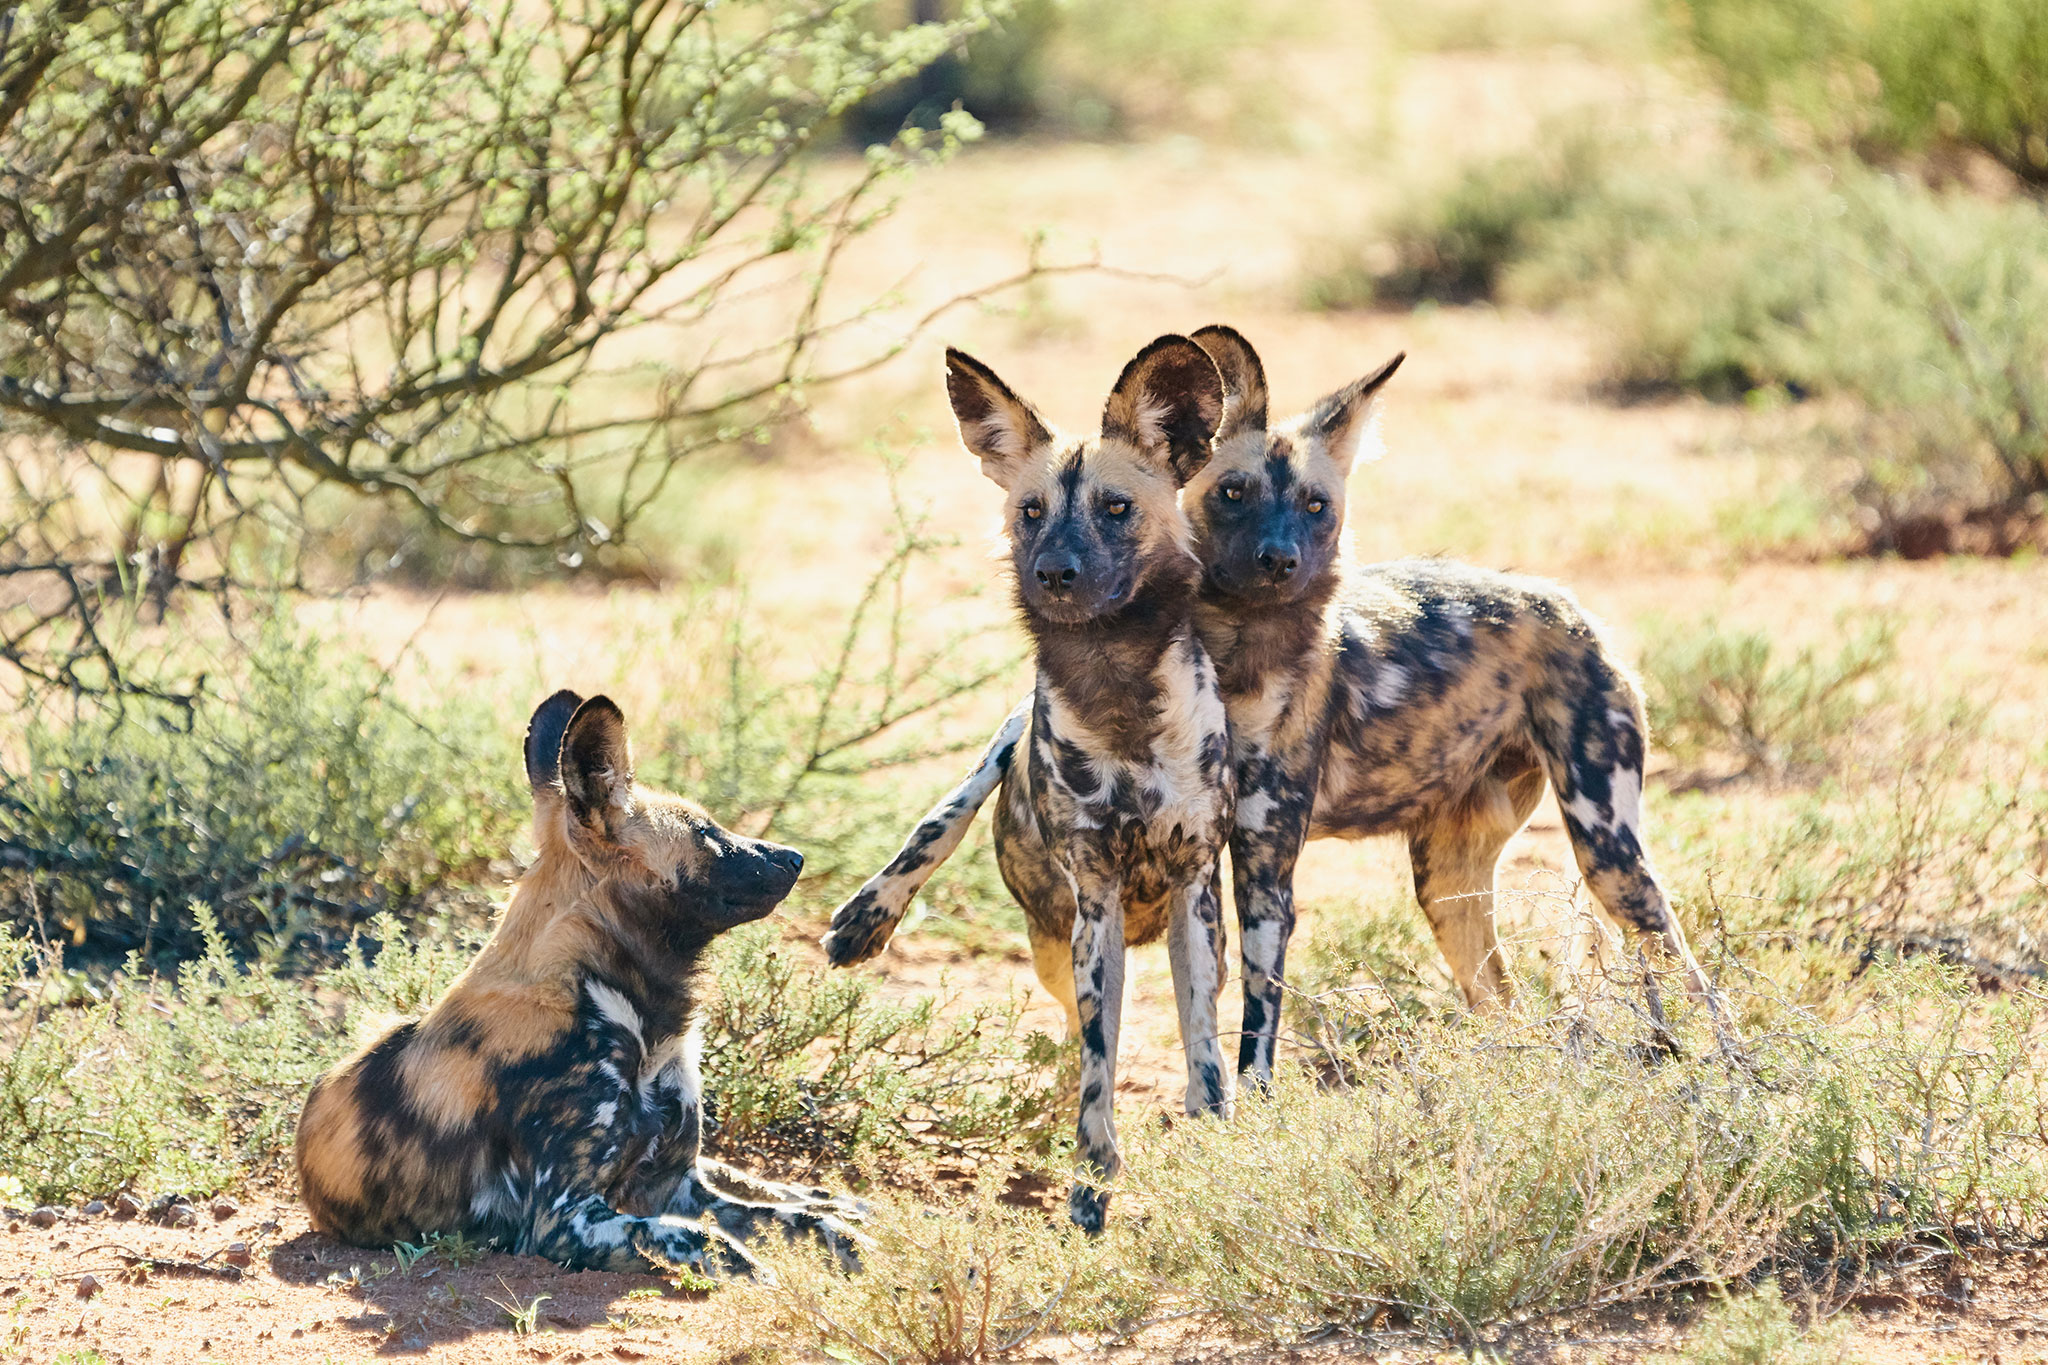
xmin=1303 ymin=130 xmax=1617 ymax=309
xmin=0 ymin=0 xmax=996 ymax=702
xmin=1656 ymin=1281 xmax=1847 ymax=1365
xmin=1676 ymin=0 xmax=2048 ymax=185
xmin=0 ymin=614 xmax=517 ymax=962
xmin=1641 ymin=614 xmax=1898 ymax=776
xmin=0 ymin=908 xmax=478 ymax=1205
xmin=731 ymin=1172 xmax=1147 ymax=1362
xmin=700 ymin=927 xmax=1057 ymax=1163
xmin=734 ymin=964 xmax=2047 ymax=1353
xmin=1314 ymin=125 xmax=2048 ymax=537
xmin=1121 ymin=963 xmax=2047 ymax=1342
xmin=1760 ymin=721 xmax=2048 ymax=980
xmin=847 ymin=0 xmax=1283 ymax=141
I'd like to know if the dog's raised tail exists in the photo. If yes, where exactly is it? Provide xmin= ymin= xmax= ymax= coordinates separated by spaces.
xmin=821 ymin=699 xmax=1030 ymax=967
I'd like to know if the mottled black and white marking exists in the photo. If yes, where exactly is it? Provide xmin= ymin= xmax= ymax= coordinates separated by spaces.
xmin=1184 ymin=325 xmax=1722 ymax=1081
xmin=823 ymin=337 xmax=1235 ymax=1231
xmin=298 ymin=691 xmax=863 ymax=1275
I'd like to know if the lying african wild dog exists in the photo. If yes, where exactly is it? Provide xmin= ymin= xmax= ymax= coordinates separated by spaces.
xmin=297 ymin=690 xmax=861 ymax=1275
xmin=824 ymin=335 xmax=1235 ymax=1231
xmin=1181 ymin=324 xmax=1722 ymax=1078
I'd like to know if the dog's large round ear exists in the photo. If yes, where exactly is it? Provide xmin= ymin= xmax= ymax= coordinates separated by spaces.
xmin=1190 ymin=325 xmax=1269 ymax=440
xmin=1302 ymin=351 xmax=1405 ymax=477
xmin=558 ymin=695 xmax=633 ymax=832
xmin=1101 ymin=334 xmax=1225 ymax=486
xmin=524 ymin=689 xmax=586 ymax=792
xmin=946 ymin=347 xmax=1054 ymax=492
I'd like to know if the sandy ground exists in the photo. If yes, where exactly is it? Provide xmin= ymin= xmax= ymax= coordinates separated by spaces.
xmin=5 ymin=1197 xmax=2046 ymax=1363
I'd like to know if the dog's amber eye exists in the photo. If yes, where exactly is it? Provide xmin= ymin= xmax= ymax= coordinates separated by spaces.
xmin=1104 ymin=499 xmax=1128 ymax=517
xmin=1222 ymin=485 xmax=1243 ymax=502
xmin=1307 ymin=498 xmax=1325 ymax=515
xmin=1022 ymin=500 xmax=1043 ymax=520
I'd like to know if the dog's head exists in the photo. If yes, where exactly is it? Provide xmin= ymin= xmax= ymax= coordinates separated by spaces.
xmin=1183 ymin=326 xmax=1403 ymax=607
xmin=523 ymin=691 xmax=802 ymax=941
xmin=945 ymin=336 xmax=1224 ymax=628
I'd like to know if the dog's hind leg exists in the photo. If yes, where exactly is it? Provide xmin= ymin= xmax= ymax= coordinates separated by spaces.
xmin=1528 ymin=661 xmax=1720 ymax=1013
xmin=1405 ymin=757 xmax=1545 ymax=1009
xmin=1167 ymin=864 xmax=1230 ymax=1117
xmin=822 ymin=700 xmax=1029 ymax=967
xmin=1409 ymin=769 xmax=1540 ymax=1015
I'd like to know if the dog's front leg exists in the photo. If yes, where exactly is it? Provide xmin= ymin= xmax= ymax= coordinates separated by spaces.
xmin=670 ymin=1165 xmax=867 ymax=1271
xmin=1230 ymin=778 xmax=1313 ymax=1086
xmin=1167 ymin=863 xmax=1231 ymax=1117
xmin=520 ymin=1182 xmax=755 ymax=1277
xmin=1066 ymin=855 xmax=1127 ymax=1233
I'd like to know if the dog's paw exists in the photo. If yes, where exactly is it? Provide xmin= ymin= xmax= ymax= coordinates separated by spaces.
xmin=1066 ymin=1183 xmax=1110 ymax=1236
xmin=820 ymin=893 xmax=900 ymax=967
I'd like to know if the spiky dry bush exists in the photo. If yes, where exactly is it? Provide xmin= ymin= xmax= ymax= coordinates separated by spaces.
xmin=729 ymin=962 xmax=2047 ymax=1356
xmin=729 ymin=1172 xmax=1148 ymax=1364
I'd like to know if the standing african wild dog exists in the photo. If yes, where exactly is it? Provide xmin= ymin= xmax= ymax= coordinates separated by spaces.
xmin=823 ymin=336 xmax=1235 ymax=1231
xmin=297 ymin=691 xmax=862 ymax=1275
xmin=1181 ymin=325 xmax=1720 ymax=1081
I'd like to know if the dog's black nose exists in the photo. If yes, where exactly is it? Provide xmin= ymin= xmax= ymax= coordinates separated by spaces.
xmin=769 ymin=844 xmax=804 ymax=877
xmin=1034 ymin=555 xmax=1080 ymax=594
xmin=1256 ymin=544 xmax=1299 ymax=582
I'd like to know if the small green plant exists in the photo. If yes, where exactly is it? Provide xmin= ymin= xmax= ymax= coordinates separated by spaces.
xmin=1641 ymin=614 xmax=1898 ymax=775
xmin=1305 ymin=128 xmax=1618 ymax=308
xmin=1657 ymin=1281 xmax=1848 ymax=1364
xmin=487 ymin=1286 xmax=550 ymax=1336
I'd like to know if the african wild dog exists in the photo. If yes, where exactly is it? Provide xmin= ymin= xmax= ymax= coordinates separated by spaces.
xmin=297 ymin=690 xmax=862 ymax=1275
xmin=823 ymin=336 xmax=1235 ymax=1231
xmin=1181 ymin=325 xmax=1721 ymax=1081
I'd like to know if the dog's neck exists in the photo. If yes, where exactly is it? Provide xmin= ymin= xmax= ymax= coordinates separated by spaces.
xmin=1021 ymin=569 xmax=1204 ymax=763
xmin=485 ymin=848 xmax=703 ymax=1044
xmin=1196 ymin=567 xmax=1341 ymax=702
xmin=581 ymin=883 xmax=711 ymax=1044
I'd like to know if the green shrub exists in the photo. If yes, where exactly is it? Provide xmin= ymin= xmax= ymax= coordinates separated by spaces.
xmin=1676 ymin=0 xmax=2048 ymax=185
xmin=0 ymin=614 xmax=518 ymax=963
xmin=847 ymin=0 xmax=1286 ymax=142
xmin=1761 ymin=721 xmax=2048 ymax=975
xmin=0 ymin=912 xmax=1055 ymax=1205
xmin=1304 ymin=130 xmax=1618 ymax=308
xmin=1657 ymin=1281 xmax=1847 ymax=1365
xmin=1318 ymin=126 xmax=2048 ymax=534
xmin=731 ymin=1171 xmax=1149 ymax=1362
xmin=1122 ymin=962 xmax=2048 ymax=1341
xmin=700 ymin=926 xmax=1057 ymax=1163
xmin=736 ymin=964 xmax=2048 ymax=1353
xmin=1640 ymin=614 xmax=1898 ymax=775
xmin=0 ymin=908 xmax=462 ymax=1205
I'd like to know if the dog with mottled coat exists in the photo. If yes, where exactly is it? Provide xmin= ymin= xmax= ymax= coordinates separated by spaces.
xmin=1182 ymin=325 xmax=1720 ymax=1079
xmin=823 ymin=327 xmax=1724 ymax=1100
xmin=297 ymin=691 xmax=862 ymax=1274
xmin=824 ymin=335 xmax=1235 ymax=1231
